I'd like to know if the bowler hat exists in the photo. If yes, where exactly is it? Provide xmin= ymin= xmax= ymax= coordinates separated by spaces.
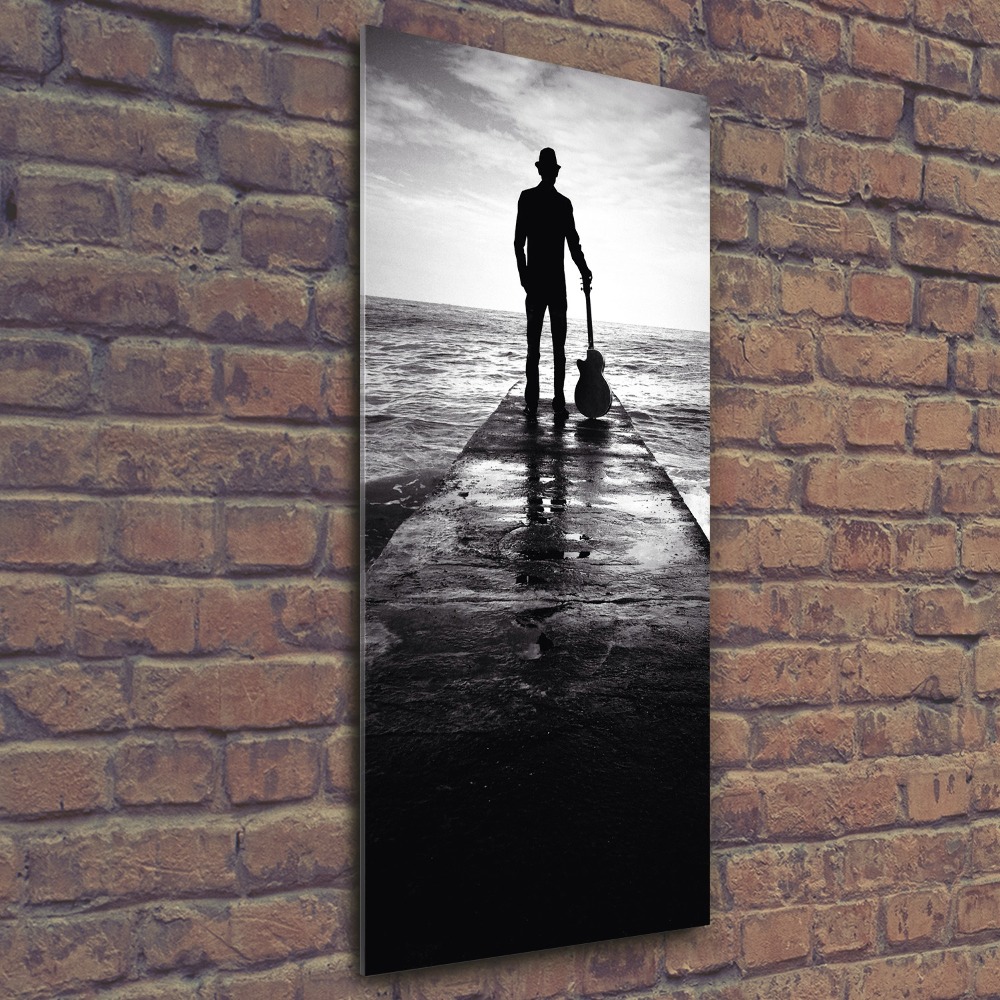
xmin=535 ymin=147 xmax=560 ymax=168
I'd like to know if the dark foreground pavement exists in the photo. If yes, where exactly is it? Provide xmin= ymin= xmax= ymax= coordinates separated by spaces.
xmin=362 ymin=385 xmax=710 ymax=974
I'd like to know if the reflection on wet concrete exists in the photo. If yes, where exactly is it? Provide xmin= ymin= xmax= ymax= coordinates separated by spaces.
xmin=363 ymin=384 xmax=709 ymax=974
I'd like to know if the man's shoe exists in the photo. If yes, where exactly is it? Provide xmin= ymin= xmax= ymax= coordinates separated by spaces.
xmin=522 ymin=406 xmax=537 ymax=418
xmin=552 ymin=404 xmax=569 ymax=419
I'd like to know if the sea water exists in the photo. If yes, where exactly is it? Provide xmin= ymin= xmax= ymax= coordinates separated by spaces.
xmin=363 ymin=296 xmax=710 ymax=536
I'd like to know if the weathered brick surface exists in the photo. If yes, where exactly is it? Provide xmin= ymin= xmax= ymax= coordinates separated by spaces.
xmin=2 ymin=0 xmax=998 ymax=994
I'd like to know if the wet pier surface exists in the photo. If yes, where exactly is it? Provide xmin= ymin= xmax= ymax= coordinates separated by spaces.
xmin=362 ymin=386 xmax=710 ymax=974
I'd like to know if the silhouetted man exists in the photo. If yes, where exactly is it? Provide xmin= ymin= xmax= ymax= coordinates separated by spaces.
xmin=514 ymin=147 xmax=592 ymax=418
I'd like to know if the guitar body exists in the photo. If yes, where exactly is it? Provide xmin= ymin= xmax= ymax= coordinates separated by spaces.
xmin=575 ymin=348 xmax=612 ymax=418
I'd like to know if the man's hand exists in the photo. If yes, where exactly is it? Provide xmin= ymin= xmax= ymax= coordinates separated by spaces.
xmin=581 ymin=269 xmax=593 ymax=291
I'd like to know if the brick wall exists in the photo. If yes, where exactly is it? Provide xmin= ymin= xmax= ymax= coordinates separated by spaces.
xmin=1 ymin=0 xmax=999 ymax=997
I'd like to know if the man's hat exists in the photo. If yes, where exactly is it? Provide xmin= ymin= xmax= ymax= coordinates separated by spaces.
xmin=535 ymin=147 xmax=560 ymax=168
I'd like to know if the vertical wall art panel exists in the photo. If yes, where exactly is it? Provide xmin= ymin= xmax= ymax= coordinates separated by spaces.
xmin=361 ymin=27 xmax=710 ymax=974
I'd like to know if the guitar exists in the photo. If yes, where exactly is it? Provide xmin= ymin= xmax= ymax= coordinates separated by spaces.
xmin=574 ymin=275 xmax=612 ymax=419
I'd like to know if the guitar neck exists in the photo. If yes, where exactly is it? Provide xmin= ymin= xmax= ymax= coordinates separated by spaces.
xmin=584 ymin=285 xmax=594 ymax=350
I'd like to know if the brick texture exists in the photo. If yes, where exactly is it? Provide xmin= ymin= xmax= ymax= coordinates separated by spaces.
xmin=1 ymin=0 xmax=998 ymax=996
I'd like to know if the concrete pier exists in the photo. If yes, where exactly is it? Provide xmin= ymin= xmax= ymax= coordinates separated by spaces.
xmin=362 ymin=385 xmax=709 ymax=973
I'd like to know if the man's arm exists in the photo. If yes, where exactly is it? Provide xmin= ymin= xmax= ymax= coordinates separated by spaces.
xmin=565 ymin=203 xmax=591 ymax=284
xmin=514 ymin=192 xmax=528 ymax=288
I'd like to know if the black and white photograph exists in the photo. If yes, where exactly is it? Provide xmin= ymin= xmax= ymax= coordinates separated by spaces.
xmin=361 ymin=27 xmax=711 ymax=975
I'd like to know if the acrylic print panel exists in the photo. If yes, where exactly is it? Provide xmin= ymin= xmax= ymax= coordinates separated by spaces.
xmin=361 ymin=27 xmax=710 ymax=975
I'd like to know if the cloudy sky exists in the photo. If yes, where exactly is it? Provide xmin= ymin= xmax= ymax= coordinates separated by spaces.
xmin=362 ymin=28 xmax=709 ymax=331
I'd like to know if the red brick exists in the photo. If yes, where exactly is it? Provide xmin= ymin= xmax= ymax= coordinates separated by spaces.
xmin=759 ymin=198 xmax=891 ymax=262
xmin=711 ymin=644 xmax=836 ymax=708
xmin=859 ymin=701 xmax=975 ymax=757
xmin=325 ymin=726 xmax=356 ymax=795
xmin=847 ymin=950 xmax=970 ymax=999
xmin=260 ymin=0 xmax=380 ymax=42
xmin=963 ymin=521 xmax=1000 ymax=573
xmin=712 ymin=254 xmax=775 ymax=317
xmin=25 ymin=819 xmax=236 ymax=903
xmin=711 ymin=583 xmax=798 ymax=642
xmin=820 ymin=330 xmax=947 ymax=388
xmin=818 ymin=0 xmax=907 ymax=17
xmin=316 ymin=270 xmax=359 ymax=347
xmin=885 ymin=889 xmax=950 ymax=946
xmin=974 ymin=822 xmax=1000 ymax=873
xmin=780 ymin=264 xmax=844 ymax=318
xmin=805 ymin=457 xmax=934 ymax=514
xmin=916 ymin=95 xmax=1000 ymax=161
xmin=796 ymin=135 xmax=859 ymax=202
xmin=915 ymin=0 xmax=1000 ymax=45
xmin=844 ymin=395 xmax=906 ymax=448
xmin=913 ymin=585 xmax=997 ymax=636
xmin=814 ymin=900 xmax=876 ymax=958
xmin=118 ymin=498 xmax=215 ymax=572
xmin=838 ymin=640 xmax=964 ymax=702
xmin=222 ymin=348 xmax=324 ymax=421
xmin=323 ymin=350 xmax=356 ymax=421
xmin=226 ymin=737 xmax=320 ymax=804
xmin=712 ymin=319 xmax=813 ymax=383
xmin=225 ymin=503 xmax=322 ymax=569
xmin=107 ymin=339 xmax=214 ymax=415
xmin=762 ymin=766 xmax=899 ymax=837
xmin=984 ymin=287 xmax=1000 ymax=338
xmin=959 ymin=882 xmax=1000 ymax=934
xmin=0 ymin=0 xmax=59 ymax=74
xmin=241 ymin=196 xmax=341 ymax=270
xmin=0 ymin=498 xmax=105 ymax=569
xmin=711 ymin=453 xmax=794 ymax=511
xmin=712 ymin=387 xmax=769 ymax=445
xmin=711 ymin=712 xmax=750 ymax=767
xmin=860 ymin=145 xmax=924 ymax=203
xmin=926 ymin=36 xmax=975 ymax=95
xmin=218 ymin=118 xmax=355 ymax=199
xmin=570 ymin=0 xmax=693 ymax=34
xmin=926 ymin=157 xmax=1000 ymax=225
xmin=981 ymin=405 xmax=1000 ymax=454
xmin=896 ymin=522 xmax=958 ymax=574
xmin=744 ymin=967 xmax=843 ymax=1000
xmin=972 ymin=763 xmax=1000 ymax=811
xmin=115 ymin=738 xmax=216 ymax=805
xmin=240 ymin=807 xmax=352 ymax=888
xmin=906 ymin=767 xmax=972 ymax=822
xmin=383 ymin=0 xmax=503 ymax=50
xmin=16 ymin=166 xmax=121 ymax=243
xmin=849 ymin=271 xmax=914 ymax=326
xmin=1 ymin=661 xmax=126 ymax=732
xmin=769 ymin=392 xmax=839 ymax=449
xmin=64 ymin=5 xmax=164 ymax=88
xmin=664 ymin=47 xmax=808 ymax=122
xmin=0 ymin=744 xmax=111 ymax=818
xmin=982 ymin=49 xmax=1000 ymax=100
xmin=919 ymin=277 xmax=980 ymax=335
xmin=662 ymin=917 xmax=737 ymax=976
xmin=941 ymin=461 xmax=1000 ymax=514
xmin=844 ymin=828 xmax=966 ymax=894
xmin=0 ymin=914 xmax=132 ymax=996
xmin=716 ymin=121 xmax=786 ymax=188
xmin=976 ymin=640 xmax=1000 ymax=696
xmin=130 ymin=179 xmax=233 ymax=253
xmin=742 ymin=905 xmax=812 ymax=969
xmin=707 ymin=0 xmax=840 ymax=66
xmin=273 ymin=50 xmax=353 ymax=122
xmin=711 ymin=784 xmax=763 ymax=842
xmin=711 ymin=518 xmax=754 ymax=574
xmin=0 ymin=334 xmax=91 ymax=409
xmin=712 ymin=188 xmax=750 ymax=243
xmin=141 ymin=892 xmax=347 ymax=971
xmin=913 ymin=399 xmax=973 ymax=452
xmin=73 ymin=577 xmax=197 ymax=658
xmin=0 ymin=572 xmax=70 ymax=652
xmin=132 ymin=655 xmax=348 ymax=730
xmin=799 ymin=582 xmax=902 ymax=640
xmin=577 ymin=936 xmax=659 ymax=994
xmin=820 ymin=78 xmax=904 ymax=139
xmin=851 ymin=19 xmax=919 ymax=81
xmin=754 ymin=515 xmax=827 ymax=571
xmin=901 ymin=211 xmax=1000 ymax=277
xmin=173 ymin=34 xmax=271 ymax=107
xmin=725 ymin=842 xmax=841 ymax=909
xmin=211 ymin=967 xmax=302 ymax=1000
xmin=0 ymin=90 xmax=200 ymax=174
xmin=184 ymin=271 xmax=310 ymax=342
xmin=326 ymin=505 xmax=359 ymax=575
xmin=1 ymin=250 xmax=181 ymax=330
xmin=976 ymin=942 xmax=1000 ymax=997
xmin=831 ymin=519 xmax=891 ymax=575
xmin=753 ymin=709 xmax=853 ymax=767
xmin=957 ymin=342 xmax=1000 ymax=396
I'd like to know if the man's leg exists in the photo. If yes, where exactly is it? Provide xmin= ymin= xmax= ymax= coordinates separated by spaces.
xmin=550 ymin=295 xmax=568 ymax=410
xmin=524 ymin=293 xmax=545 ymax=412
